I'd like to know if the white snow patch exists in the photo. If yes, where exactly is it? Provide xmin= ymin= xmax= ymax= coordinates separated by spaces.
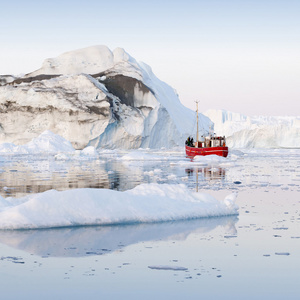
xmin=28 ymin=46 xmax=115 ymax=77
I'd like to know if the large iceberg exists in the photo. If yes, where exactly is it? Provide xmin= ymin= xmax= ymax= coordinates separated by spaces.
xmin=0 ymin=46 xmax=211 ymax=149
xmin=204 ymin=109 xmax=300 ymax=148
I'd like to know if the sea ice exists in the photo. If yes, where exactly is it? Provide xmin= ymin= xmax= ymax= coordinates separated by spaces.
xmin=0 ymin=183 xmax=238 ymax=229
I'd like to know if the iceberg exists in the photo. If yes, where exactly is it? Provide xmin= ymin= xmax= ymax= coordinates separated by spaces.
xmin=204 ymin=109 xmax=300 ymax=148
xmin=0 ymin=183 xmax=238 ymax=230
xmin=0 ymin=45 xmax=211 ymax=150
xmin=0 ymin=130 xmax=75 ymax=154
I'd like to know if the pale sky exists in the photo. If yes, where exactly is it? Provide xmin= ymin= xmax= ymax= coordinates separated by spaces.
xmin=1 ymin=0 xmax=299 ymax=116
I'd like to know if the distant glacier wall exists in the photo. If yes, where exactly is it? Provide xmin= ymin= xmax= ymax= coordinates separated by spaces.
xmin=204 ymin=109 xmax=300 ymax=148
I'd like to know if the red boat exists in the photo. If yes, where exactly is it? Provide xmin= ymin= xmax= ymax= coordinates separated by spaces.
xmin=185 ymin=102 xmax=229 ymax=158
xmin=185 ymin=143 xmax=228 ymax=158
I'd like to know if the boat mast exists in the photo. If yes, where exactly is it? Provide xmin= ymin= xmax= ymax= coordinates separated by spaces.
xmin=196 ymin=101 xmax=199 ymax=143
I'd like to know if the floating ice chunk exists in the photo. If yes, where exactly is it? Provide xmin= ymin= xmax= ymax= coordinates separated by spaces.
xmin=148 ymin=265 xmax=188 ymax=271
xmin=224 ymin=192 xmax=238 ymax=209
xmin=0 ymin=184 xmax=239 ymax=230
xmin=0 ymin=130 xmax=75 ymax=154
xmin=193 ymin=155 xmax=227 ymax=163
xmin=167 ymin=174 xmax=177 ymax=180
xmin=54 ymin=153 xmax=71 ymax=160
xmin=80 ymin=146 xmax=98 ymax=157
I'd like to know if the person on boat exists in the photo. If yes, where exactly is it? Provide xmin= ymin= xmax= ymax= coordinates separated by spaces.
xmin=186 ymin=137 xmax=190 ymax=146
xmin=191 ymin=137 xmax=194 ymax=146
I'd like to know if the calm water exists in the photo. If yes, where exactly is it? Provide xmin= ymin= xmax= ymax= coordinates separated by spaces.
xmin=0 ymin=149 xmax=299 ymax=299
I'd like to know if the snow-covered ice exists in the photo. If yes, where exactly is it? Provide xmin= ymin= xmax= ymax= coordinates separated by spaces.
xmin=0 ymin=130 xmax=99 ymax=160
xmin=0 ymin=184 xmax=238 ymax=229
xmin=0 ymin=130 xmax=75 ymax=154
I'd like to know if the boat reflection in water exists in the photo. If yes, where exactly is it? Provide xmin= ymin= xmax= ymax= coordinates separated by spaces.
xmin=186 ymin=167 xmax=226 ymax=181
xmin=186 ymin=166 xmax=226 ymax=192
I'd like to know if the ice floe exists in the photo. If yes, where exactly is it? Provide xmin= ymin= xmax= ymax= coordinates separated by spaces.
xmin=0 ymin=183 xmax=238 ymax=230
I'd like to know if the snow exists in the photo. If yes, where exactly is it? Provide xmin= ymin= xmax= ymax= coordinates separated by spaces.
xmin=204 ymin=109 xmax=300 ymax=148
xmin=0 ymin=184 xmax=238 ymax=230
xmin=27 ymin=46 xmax=116 ymax=77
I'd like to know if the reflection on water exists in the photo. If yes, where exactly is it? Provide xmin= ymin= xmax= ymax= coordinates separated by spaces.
xmin=0 ymin=153 xmax=230 ymax=198
xmin=0 ymin=215 xmax=238 ymax=257
xmin=0 ymin=155 xmax=149 ymax=197
xmin=1 ymin=149 xmax=299 ymax=198
xmin=186 ymin=166 xmax=226 ymax=192
xmin=186 ymin=167 xmax=226 ymax=181
xmin=0 ymin=157 xmax=109 ymax=197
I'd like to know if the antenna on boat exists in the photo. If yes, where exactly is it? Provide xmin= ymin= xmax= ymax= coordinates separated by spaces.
xmin=195 ymin=101 xmax=199 ymax=143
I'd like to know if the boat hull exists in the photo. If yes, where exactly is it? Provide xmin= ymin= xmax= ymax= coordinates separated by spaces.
xmin=185 ymin=145 xmax=229 ymax=158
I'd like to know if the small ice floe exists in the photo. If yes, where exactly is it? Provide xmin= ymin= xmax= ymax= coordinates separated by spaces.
xmin=167 ymin=174 xmax=177 ymax=180
xmin=0 ymin=256 xmax=25 ymax=264
xmin=224 ymin=235 xmax=237 ymax=239
xmin=275 ymin=252 xmax=290 ymax=256
xmin=148 ymin=265 xmax=188 ymax=271
xmin=193 ymin=155 xmax=227 ymax=164
xmin=79 ymin=146 xmax=98 ymax=157
xmin=224 ymin=192 xmax=238 ymax=209
xmin=273 ymin=227 xmax=288 ymax=230
xmin=144 ymin=169 xmax=162 ymax=176
xmin=54 ymin=153 xmax=71 ymax=161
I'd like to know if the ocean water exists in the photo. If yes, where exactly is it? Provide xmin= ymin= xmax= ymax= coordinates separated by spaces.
xmin=0 ymin=148 xmax=299 ymax=299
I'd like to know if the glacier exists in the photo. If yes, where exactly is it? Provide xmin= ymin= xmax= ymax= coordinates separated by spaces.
xmin=0 ymin=45 xmax=211 ymax=150
xmin=204 ymin=109 xmax=300 ymax=148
